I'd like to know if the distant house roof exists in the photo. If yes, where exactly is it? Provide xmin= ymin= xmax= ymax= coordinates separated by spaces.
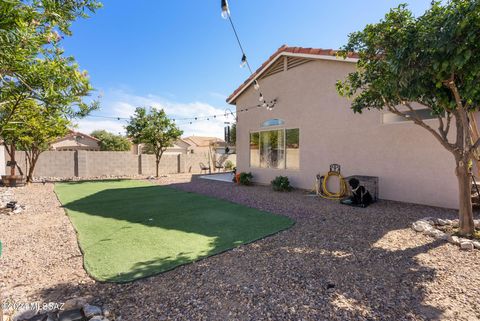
xmin=53 ymin=130 xmax=101 ymax=143
xmin=227 ymin=45 xmax=359 ymax=104
xmin=183 ymin=136 xmax=224 ymax=147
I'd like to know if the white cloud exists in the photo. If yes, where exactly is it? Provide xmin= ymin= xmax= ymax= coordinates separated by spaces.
xmin=74 ymin=119 xmax=127 ymax=135
xmin=76 ymin=89 xmax=233 ymax=138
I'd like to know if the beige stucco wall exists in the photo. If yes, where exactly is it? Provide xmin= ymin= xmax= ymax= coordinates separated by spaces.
xmin=234 ymin=59 xmax=459 ymax=209
xmin=51 ymin=136 xmax=100 ymax=150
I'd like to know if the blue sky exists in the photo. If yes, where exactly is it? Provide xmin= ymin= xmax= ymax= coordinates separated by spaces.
xmin=67 ymin=0 xmax=433 ymax=137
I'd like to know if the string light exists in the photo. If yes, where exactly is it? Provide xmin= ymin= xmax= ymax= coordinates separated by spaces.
xmin=83 ymin=98 xmax=278 ymax=127
xmin=221 ymin=0 xmax=230 ymax=19
xmin=221 ymin=0 xmax=275 ymax=111
xmin=240 ymin=54 xmax=247 ymax=68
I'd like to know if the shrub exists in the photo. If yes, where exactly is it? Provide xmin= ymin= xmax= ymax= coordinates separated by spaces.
xmin=271 ymin=176 xmax=293 ymax=192
xmin=224 ymin=160 xmax=234 ymax=170
xmin=238 ymin=172 xmax=253 ymax=185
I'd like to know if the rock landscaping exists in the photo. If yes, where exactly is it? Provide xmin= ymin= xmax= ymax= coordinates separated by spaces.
xmin=2 ymin=175 xmax=480 ymax=320
xmin=5 ymin=299 xmax=110 ymax=321
xmin=0 ymin=188 xmax=25 ymax=215
xmin=411 ymin=217 xmax=480 ymax=251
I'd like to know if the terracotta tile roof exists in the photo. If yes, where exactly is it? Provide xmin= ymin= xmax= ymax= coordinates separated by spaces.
xmin=64 ymin=130 xmax=101 ymax=142
xmin=227 ymin=45 xmax=359 ymax=104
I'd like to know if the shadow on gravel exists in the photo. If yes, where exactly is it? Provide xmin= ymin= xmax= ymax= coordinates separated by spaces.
xmin=35 ymin=176 xmax=464 ymax=320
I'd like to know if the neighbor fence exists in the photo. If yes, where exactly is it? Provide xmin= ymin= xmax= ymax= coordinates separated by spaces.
xmin=5 ymin=150 xmax=236 ymax=178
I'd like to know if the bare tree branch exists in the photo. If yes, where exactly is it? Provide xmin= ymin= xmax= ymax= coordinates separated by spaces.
xmin=445 ymin=79 xmax=470 ymax=152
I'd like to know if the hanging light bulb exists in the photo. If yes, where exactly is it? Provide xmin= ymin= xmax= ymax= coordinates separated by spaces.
xmin=221 ymin=0 xmax=230 ymax=19
xmin=262 ymin=101 xmax=267 ymax=108
xmin=253 ymin=80 xmax=260 ymax=91
xmin=240 ymin=54 xmax=247 ymax=68
xmin=259 ymin=93 xmax=264 ymax=102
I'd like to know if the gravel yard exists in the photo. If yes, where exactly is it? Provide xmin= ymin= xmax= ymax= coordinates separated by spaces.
xmin=2 ymin=174 xmax=480 ymax=320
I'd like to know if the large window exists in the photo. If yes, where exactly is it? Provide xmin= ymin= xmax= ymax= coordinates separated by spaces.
xmin=250 ymin=128 xmax=299 ymax=170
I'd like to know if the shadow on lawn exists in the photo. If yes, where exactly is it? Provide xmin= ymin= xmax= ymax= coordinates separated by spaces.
xmin=58 ymin=183 xmax=293 ymax=283
xmin=36 ymin=177 xmax=468 ymax=320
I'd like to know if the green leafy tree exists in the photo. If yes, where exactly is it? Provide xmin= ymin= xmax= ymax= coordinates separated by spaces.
xmin=126 ymin=107 xmax=183 ymax=177
xmin=3 ymin=100 xmax=70 ymax=182
xmin=91 ymin=130 xmax=131 ymax=151
xmin=0 ymin=0 xmax=101 ymax=135
xmin=228 ymin=123 xmax=236 ymax=145
xmin=336 ymin=0 xmax=480 ymax=235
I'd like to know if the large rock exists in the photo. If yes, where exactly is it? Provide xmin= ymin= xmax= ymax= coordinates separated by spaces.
xmin=460 ymin=241 xmax=474 ymax=251
xmin=448 ymin=235 xmax=460 ymax=245
xmin=412 ymin=221 xmax=431 ymax=232
xmin=89 ymin=317 xmax=109 ymax=321
xmin=436 ymin=219 xmax=448 ymax=226
xmin=12 ymin=308 xmax=37 ymax=321
xmin=82 ymin=304 xmax=102 ymax=318
xmin=63 ymin=297 xmax=88 ymax=311
xmin=433 ymin=230 xmax=448 ymax=240
xmin=58 ymin=309 xmax=84 ymax=321
xmin=472 ymin=241 xmax=480 ymax=249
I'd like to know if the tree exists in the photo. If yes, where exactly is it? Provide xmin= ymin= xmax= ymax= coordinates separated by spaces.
xmin=126 ymin=107 xmax=183 ymax=177
xmin=0 ymin=0 xmax=101 ymax=136
xmin=230 ymin=123 xmax=236 ymax=145
xmin=336 ymin=0 xmax=480 ymax=235
xmin=2 ymin=100 xmax=70 ymax=182
xmin=91 ymin=130 xmax=131 ymax=151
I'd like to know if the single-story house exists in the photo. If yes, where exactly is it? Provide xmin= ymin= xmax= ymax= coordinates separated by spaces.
xmin=50 ymin=130 xmax=100 ymax=151
xmin=131 ymin=138 xmax=192 ymax=155
xmin=227 ymin=45 xmax=464 ymax=209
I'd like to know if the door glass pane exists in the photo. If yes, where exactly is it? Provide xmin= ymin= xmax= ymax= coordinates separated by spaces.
xmin=260 ymin=130 xmax=285 ymax=169
xmin=286 ymin=128 xmax=300 ymax=170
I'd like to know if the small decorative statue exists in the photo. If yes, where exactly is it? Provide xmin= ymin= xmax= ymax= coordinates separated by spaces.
xmin=341 ymin=178 xmax=373 ymax=208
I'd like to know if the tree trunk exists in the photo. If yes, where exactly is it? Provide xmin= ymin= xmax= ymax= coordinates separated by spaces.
xmin=10 ymin=143 xmax=15 ymax=176
xmin=3 ymin=143 xmax=23 ymax=176
xmin=155 ymin=149 xmax=165 ymax=178
xmin=456 ymin=158 xmax=475 ymax=235
xmin=25 ymin=149 xmax=41 ymax=183
xmin=155 ymin=158 xmax=160 ymax=178
xmin=26 ymin=155 xmax=37 ymax=183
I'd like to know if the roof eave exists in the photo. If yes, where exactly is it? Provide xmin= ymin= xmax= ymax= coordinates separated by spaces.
xmin=226 ymin=52 xmax=359 ymax=105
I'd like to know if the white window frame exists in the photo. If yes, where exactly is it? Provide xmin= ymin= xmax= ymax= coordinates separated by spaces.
xmin=249 ymin=127 xmax=299 ymax=170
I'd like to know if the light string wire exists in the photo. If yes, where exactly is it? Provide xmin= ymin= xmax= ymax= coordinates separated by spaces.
xmin=81 ymin=1 xmax=276 ymax=128
xmin=83 ymin=100 xmax=274 ymax=126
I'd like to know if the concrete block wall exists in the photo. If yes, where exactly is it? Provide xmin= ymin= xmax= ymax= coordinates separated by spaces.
xmin=3 ymin=150 xmax=236 ymax=178
xmin=9 ymin=151 xmax=76 ymax=177
xmin=85 ymin=151 xmax=139 ymax=177
xmin=139 ymin=154 xmax=181 ymax=176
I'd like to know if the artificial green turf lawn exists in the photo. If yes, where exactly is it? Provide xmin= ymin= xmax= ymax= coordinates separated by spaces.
xmin=54 ymin=180 xmax=293 ymax=283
